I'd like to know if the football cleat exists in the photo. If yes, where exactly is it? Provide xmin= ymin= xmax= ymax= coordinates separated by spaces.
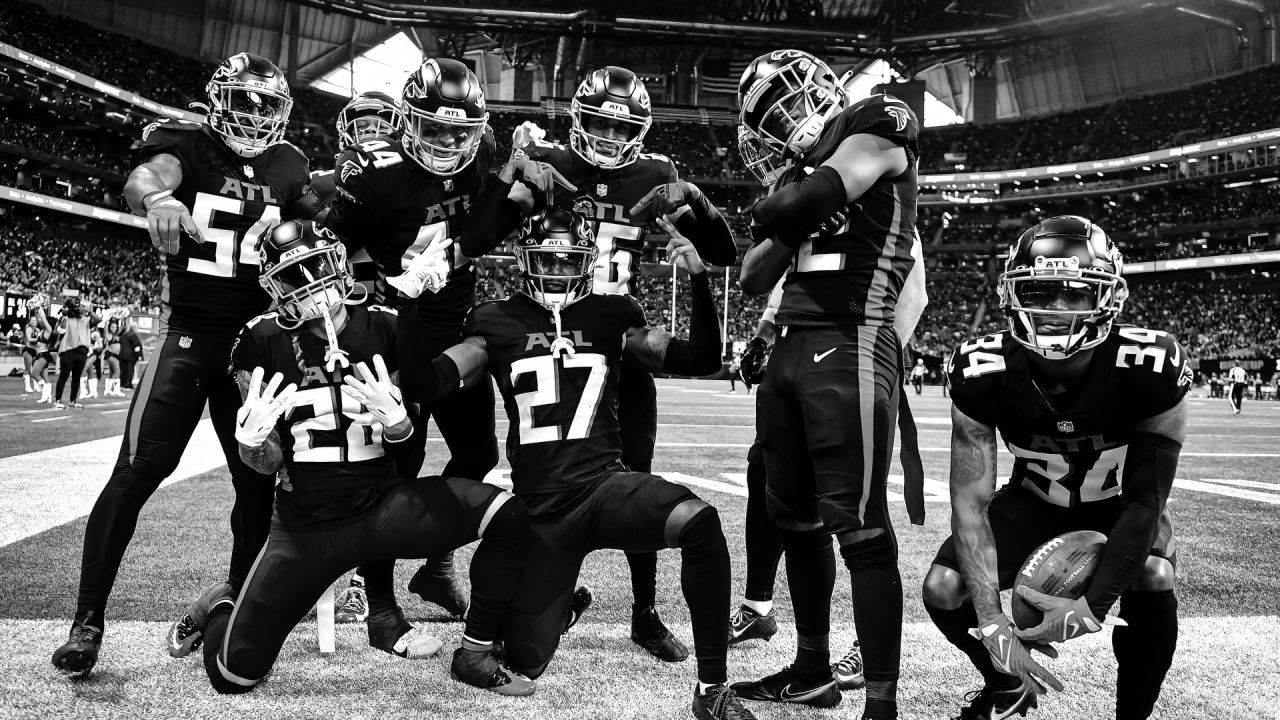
xmin=563 ymin=585 xmax=593 ymax=634
xmin=730 ymin=665 xmax=841 ymax=708
xmin=631 ymin=605 xmax=689 ymax=662
xmin=367 ymin=608 xmax=443 ymax=659
xmin=450 ymin=645 xmax=537 ymax=696
xmin=728 ymin=605 xmax=778 ymax=646
xmin=51 ymin=614 xmax=103 ymax=677
xmin=53 ymin=402 xmax=66 ymax=410
xmin=408 ymin=559 xmax=469 ymax=618
xmin=168 ymin=582 xmax=234 ymax=658
xmin=335 ymin=583 xmax=369 ymax=624
xmin=693 ymin=683 xmax=758 ymax=720
xmin=953 ymin=679 xmax=1039 ymax=720
xmin=832 ymin=641 xmax=865 ymax=690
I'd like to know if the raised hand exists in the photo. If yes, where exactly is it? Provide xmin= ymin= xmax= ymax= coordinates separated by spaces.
xmin=235 ymin=367 xmax=298 ymax=447
xmin=340 ymin=355 xmax=408 ymax=429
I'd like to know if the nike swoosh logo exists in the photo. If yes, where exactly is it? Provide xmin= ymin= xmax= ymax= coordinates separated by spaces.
xmin=779 ymin=683 xmax=826 ymax=702
xmin=813 ymin=348 xmax=837 ymax=363
xmin=994 ymin=634 xmax=1011 ymax=671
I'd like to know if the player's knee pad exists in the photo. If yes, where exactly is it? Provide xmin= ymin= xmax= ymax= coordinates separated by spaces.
xmin=478 ymin=492 xmax=530 ymax=542
xmin=1131 ymin=555 xmax=1177 ymax=592
xmin=921 ymin=563 xmax=967 ymax=610
xmin=664 ymin=499 xmax=719 ymax=549
xmin=838 ymin=530 xmax=897 ymax=572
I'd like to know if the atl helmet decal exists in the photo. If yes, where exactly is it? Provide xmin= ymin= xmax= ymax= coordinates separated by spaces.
xmin=769 ymin=49 xmax=808 ymax=62
xmin=601 ymin=101 xmax=631 ymax=116
xmin=885 ymin=105 xmax=910 ymax=132
xmin=1033 ymin=255 xmax=1080 ymax=271
xmin=213 ymin=52 xmax=251 ymax=80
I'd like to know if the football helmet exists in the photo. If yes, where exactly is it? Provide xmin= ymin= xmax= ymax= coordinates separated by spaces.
xmin=401 ymin=58 xmax=489 ymax=175
xmin=738 ymin=49 xmax=845 ymax=159
xmin=336 ymin=90 xmax=404 ymax=149
xmin=998 ymin=216 xmax=1128 ymax=360
xmin=205 ymin=52 xmax=293 ymax=158
xmin=737 ymin=125 xmax=789 ymax=186
xmin=514 ymin=208 xmax=599 ymax=310
xmin=569 ymin=66 xmax=652 ymax=169
xmin=257 ymin=220 xmax=355 ymax=324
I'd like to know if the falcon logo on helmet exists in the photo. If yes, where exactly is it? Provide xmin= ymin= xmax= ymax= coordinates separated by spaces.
xmin=737 ymin=49 xmax=846 ymax=159
xmin=514 ymin=208 xmax=599 ymax=310
xmin=257 ymin=220 xmax=359 ymax=326
xmin=336 ymin=90 xmax=404 ymax=149
xmin=400 ymin=58 xmax=489 ymax=176
xmin=205 ymin=52 xmax=293 ymax=158
xmin=570 ymin=66 xmax=653 ymax=169
xmin=998 ymin=215 xmax=1129 ymax=360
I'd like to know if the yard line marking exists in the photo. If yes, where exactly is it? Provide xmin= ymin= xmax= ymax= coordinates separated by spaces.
xmin=1191 ymin=478 xmax=1280 ymax=491
xmin=30 ymin=416 xmax=68 ymax=423
xmin=1173 ymin=479 xmax=1280 ymax=505
xmin=99 ymin=409 xmax=128 ymax=415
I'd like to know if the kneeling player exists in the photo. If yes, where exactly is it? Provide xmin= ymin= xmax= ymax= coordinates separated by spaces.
xmin=921 ymin=217 xmax=1188 ymax=720
xmin=185 ymin=222 xmax=532 ymax=696
xmin=405 ymin=209 xmax=755 ymax=720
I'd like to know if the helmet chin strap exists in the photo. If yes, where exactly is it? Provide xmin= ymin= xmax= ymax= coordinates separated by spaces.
xmin=549 ymin=301 xmax=576 ymax=359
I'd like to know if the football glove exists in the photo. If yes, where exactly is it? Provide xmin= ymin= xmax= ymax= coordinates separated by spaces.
xmin=629 ymin=180 xmax=697 ymax=225
xmin=969 ymin=613 xmax=1064 ymax=692
xmin=1012 ymin=586 xmax=1126 ymax=644
xmin=340 ymin=355 xmax=408 ymax=429
xmin=235 ymin=368 xmax=297 ymax=447
xmin=816 ymin=208 xmax=848 ymax=235
xmin=739 ymin=337 xmax=771 ymax=387
xmin=388 ymin=236 xmax=452 ymax=298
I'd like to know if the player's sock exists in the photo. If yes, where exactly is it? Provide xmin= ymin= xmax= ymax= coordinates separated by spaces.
xmin=924 ymin=600 xmax=1009 ymax=687
xmin=742 ymin=598 xmax=773 ymax=616
xmin=743 ymin=457 xmax=782 ymax=605
xmin=625 ymin=551 xmax=658 ymax=609
xmin=841 ymin=533 xmax=902 ymax=712
xmin=24 ymin=374 xmax=33 ymax=393
xmin=361 ymin=559 xmax=399 ymax=619
xmin=1114 ymin=589 xmax=1178 ymax=720
xmin=465 ymin=497 xmax=530 ymax=642
xmin=778 ymin=527 xmax=835 ymax=674
xmin=676 ymin=506 xmax=731 ymax=685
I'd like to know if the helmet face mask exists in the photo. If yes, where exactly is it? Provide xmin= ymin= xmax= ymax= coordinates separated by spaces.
xmin=258 ymin=221 xmax=355 ymax=324
xmin=739 ymin=50 xmax=844 ymax=159
xmin=515 ymin=209 xmax=599 ymax=309
xmin=206 ymin=53 xmax=293 ymax=158
xmin=401 ymin=59 xmax=489 ymax=176
xmin=998 ymin=216 xmax=1128 ymax=360
xmin=337 ymin=91 xmax=404 ymax=148
xmin=737 ymin=125 xmax=789 ymax=186
xmin=570 ymin=66 xmax=652 ymax=169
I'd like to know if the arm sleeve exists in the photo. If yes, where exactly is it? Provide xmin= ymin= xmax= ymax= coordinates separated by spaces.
xmin=459 ymin=175 xmax=525 ymax=258
xmin=1084 ymin=431 xmax=1181 ymax=617
xmin=750 ymin=165 xmax=846 ymax=239
xmin=661 ymin=272 xmax=723 ymax=376
xmin=228 ymin=325 xmax=261 ymax=377
xmin=673 ymin=191 xmax=738 ymax=267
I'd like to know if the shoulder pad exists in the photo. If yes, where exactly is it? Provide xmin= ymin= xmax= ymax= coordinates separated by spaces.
xmin=841 ymin=95 xmax=919 ymax=144
xmin=948 ymin=332 xmax=1010 ymax=384
xmin=368 ymin=305 xmax=398 ymax=316
xmin=1110 ymin=327 xmax=1192 ymax=380
xmin=273 ymin=140 xmax=309 ymax=163
xmin=141 ymin=118 xmax=202 ymax=141
xmin=244 ymin=312 xmax=279 ymax=330
xmin=638 ymin=151 xmax=673 ymax=165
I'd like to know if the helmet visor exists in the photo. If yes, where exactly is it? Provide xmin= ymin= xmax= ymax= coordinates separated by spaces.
xmin=262 ymin=245 xmax=351 ymax=321
xmin=213 ymin=83 xmax=292 ymax=151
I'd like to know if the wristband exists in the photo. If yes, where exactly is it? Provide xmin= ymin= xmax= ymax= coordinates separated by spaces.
xmin=142 ymin=189 xmax=173 ymax=211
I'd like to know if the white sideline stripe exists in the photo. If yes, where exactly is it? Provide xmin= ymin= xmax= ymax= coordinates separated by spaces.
xmin=1197 ymin=477 xmax=1280 ymax=489
xmin=30 ymin=416 xmax=68 ymax=423
xmin=1173 ymin=479 xmax=1280 ymax=505
xmin=100 ymin=408 xmax=128 ymax=415
xmin=0 ymin=419 xmax=227 ymax=548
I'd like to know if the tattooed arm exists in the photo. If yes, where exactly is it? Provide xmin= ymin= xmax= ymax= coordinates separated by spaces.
xmin=949 ymin=404 xmax=1003 ymax=622
xmin=236 ymin=369 xmax=284 ymax=475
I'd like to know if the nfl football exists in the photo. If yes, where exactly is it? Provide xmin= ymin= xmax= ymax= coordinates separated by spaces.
xmin=1011 ymin=530 xmax=1107 ymax=629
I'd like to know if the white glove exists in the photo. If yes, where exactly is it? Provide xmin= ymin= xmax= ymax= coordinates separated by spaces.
xmin=340 ymin=355 xmax=408 ymax=429
xmin=235 ymin=368 xmax=298 ymax=447
xmin=512 ymin=120 xmax=546 ymax=150
xmin=387 ymin=236 xmax=451 ymax=298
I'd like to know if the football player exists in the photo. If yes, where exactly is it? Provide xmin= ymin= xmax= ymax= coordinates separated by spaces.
xmin=319 ymin=59 xmax=514 ymax=619
xmin=180 ymin=220 xmax=532 ymax=695
xmin=51 ymin=52 xmax=319 ymax=677
xmin=403 ymin=208 xmax=753 ymax=719
xmin=922 ymin=217 xmax=1187 ymax=720
xmin=460 ymin=65 xmax=738 ymax=662
xmin=735 ymin=49 xmax=922 ymax=720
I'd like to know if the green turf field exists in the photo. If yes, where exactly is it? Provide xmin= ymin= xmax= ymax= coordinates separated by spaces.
xmin=0 ymin=377 xmax=1277 ymax=719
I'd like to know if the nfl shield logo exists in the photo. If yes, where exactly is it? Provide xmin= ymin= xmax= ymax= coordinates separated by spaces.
xmin=443 ymin=178 xmax=454 ymax=192
xmin=179 ymin=336 xmax=193 ymax=349
xmin=596 ymin=183 xmax=609 ymax=197
xmin=1057 ymin=420 xmax=1074 ymax=433
xmin=243 ymin=165 xmax=254 ymax=179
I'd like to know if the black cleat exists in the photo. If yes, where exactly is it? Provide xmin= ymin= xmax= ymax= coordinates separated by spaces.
xmin=832 ymin=641 xmax=865 ymax=690
xmin=693 ymin=683 xmax=758 ymax=720
xmin=408 ymin=560 xmax=468 ymax=618
xmin=730 ymin=665 xmax=841 ymax=708
xmin=52 ymin=615 xmax=103 ymax=677
xmin=450 ymin=645 xmax=537 ymax=696
xmin=728 ymin=605 xmax=778 ymax=646
xmin=167 ymin=582 xmax=234 ymax=658
xmin=367 ymin=608 xmax=443 ymax=659
xmin=631 ymin=604 xmax=689 ymax=662
xmin=563 ymin=585 xmax=593 ymax=634
xmin=953 ymin=679 xmax=1038 ymax=720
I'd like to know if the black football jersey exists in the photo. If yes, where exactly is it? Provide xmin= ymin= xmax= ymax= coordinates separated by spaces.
xmin=524 ymin=141 xmax=679 ymax=296
xmin=947 ymin=326 xmax=1192 ymax=508
xmin=465 ymin=293 xmax=645 ymax=494
xmin=138 ymin=118 xmax=311 ymax=338
xmin=309 ymin=168 xmax=377 ymax=302
xmin=230 ymin=305 xmax=405 ymax=527
xmin=774 ymin=95 xmax=920 ymax=329
xmin=325 ymin=130 xmax=495 ymax=338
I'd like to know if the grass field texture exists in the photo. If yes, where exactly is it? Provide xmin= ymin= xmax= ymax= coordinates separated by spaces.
xmin=0 ymin=377 xmax=1277 ymax=720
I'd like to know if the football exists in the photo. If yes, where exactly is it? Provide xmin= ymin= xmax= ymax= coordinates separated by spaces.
xmin=1011 ymin=530 xmax=1107 ymax=629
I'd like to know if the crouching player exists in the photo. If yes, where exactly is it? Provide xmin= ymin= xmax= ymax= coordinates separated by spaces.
xmin=187 ymin=221 xmax=533 ymax=695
